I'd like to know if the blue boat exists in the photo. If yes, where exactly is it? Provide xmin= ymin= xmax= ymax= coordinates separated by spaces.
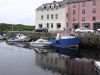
xmin=49 ymin=33 xmax=80 ymax=48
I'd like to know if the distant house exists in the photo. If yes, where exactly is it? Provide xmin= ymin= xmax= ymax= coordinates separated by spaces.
xmin=35 ymin=1 xmax=68 ymax=32
xmin=67 ymin=0 xmax=100 ymax=33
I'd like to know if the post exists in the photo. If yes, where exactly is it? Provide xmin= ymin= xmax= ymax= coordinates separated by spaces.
xmin=12 ymin=25 xmax=13 ymax=31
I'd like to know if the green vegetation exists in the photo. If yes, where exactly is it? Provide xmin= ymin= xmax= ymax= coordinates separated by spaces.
xmin=0 ymin=23 xmax=35 ymax=31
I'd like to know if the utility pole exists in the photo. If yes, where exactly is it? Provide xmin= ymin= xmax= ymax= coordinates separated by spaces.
xmin=12 ymin=25 xmax=13 ymax=31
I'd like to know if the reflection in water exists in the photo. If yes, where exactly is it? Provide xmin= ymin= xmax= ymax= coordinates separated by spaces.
xmin=6 ymin=41 xmax=97 ymax=75
xmin=35 ymin=51 xmax=96 ymax=75
xmin=35 ymin=52 xmax=69 ymax=75
xmin=0 ymin=41 xmax=64 ymax=75
xmin=6 ymin=41 xmax=30 ymax=48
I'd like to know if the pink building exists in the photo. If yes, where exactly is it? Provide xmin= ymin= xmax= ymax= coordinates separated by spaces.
xmin=67 ymin=0 xmax=100 ymax=33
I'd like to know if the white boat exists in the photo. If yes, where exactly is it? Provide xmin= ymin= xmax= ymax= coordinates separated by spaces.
xmin=95 ymin=61 xmax=100 ymax=75
xmin=30 ymin=38 xmax=52 ymax=47
xmin=6 ymin=33 xmax=31 ymax=42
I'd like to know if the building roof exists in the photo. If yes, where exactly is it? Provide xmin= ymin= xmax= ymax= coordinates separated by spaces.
xmin=36 ymin=1 xmax=68 ymax=11
xmin=36 ymin=0 xmax=92 ymax=11
xmin=67 ymin=0 xmax=92 ymax=3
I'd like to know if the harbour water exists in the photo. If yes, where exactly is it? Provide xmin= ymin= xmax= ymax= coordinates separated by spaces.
xmin=0 ymin=41 xmax=99 ymax=75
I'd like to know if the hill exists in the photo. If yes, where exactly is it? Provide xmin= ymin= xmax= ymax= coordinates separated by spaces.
xmin=0 ymin=23 xmax=35 ymax=31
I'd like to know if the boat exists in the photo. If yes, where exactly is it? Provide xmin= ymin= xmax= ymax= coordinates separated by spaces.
xmin=50 ymin=32 xmax=80 ymax=48
xmin=95 ymin=61 xmax=100 ymax=74
xmin=6 ymin=33 xmax=31 ymax=42
xmin=34 ymin=48 xmax=48 ymax=53
xmin=0 ymin=34 xmax=7 ymax=40
xmin=30 ymin=38 xmax=52 ymax=47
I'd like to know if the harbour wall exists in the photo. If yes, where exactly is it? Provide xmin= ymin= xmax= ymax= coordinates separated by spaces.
xmin=6 ymin=31 xmax=56 ymax=40
xmin=74 ymin=32 xmax=100 ymax=50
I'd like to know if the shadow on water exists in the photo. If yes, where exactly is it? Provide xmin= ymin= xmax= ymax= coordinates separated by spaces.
xmin=49 ymin=47 xmax=82 ymax=58
xmin=80 ymin=48 xmax=100 ymax=60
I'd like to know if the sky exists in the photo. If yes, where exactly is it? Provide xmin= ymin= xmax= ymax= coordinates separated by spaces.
xmin=0 ymin=0 xmax=62 ymax=25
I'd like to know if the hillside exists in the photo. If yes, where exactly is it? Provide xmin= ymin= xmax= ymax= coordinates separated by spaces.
xmin=0 ymin=23 xmax=35 ymax=31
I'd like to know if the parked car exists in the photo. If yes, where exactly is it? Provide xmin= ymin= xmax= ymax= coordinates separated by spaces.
xmin=35 ymin=28 xmax=48 ymax=32
xmin=97 ymin=28 xmax=100 ymax=32
xmin=75 ymin=27 xmax=94 ymax=33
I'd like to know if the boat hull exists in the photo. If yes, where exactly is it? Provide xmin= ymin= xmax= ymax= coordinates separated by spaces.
xmin=30 ymin=42 xmax=52 ymax=47
xmin=50 ymin=38 xmax=80 ymax=48
xmin=6 ymin=38 xmax=31 ymax=42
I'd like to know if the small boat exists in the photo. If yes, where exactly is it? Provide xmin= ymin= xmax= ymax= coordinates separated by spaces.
xmin=95 ymin=61 xmax=100 ymax=75
xmin=0 ymin=34 xmax=7 ymax=40
xmin=34 ymin=48 xmax=48 ymax=53
xmin=30 ymin=38 xmax=52 ymax=47
xmin=50 ymin=33 xmax=80 ymax=48
xmin=6 ymin=33 xmax=31 ymax=42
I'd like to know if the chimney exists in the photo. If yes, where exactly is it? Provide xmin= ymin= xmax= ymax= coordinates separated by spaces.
xmin=53 ymin=0 xmax=56 ymax=2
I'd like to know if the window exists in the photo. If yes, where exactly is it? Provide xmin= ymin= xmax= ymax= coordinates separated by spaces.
xmin=57 ymin=23 xmax=61 ymax=29
xmin=82 ymin=23 xmax=90 ymax=29
xmin=55 ymin=14 xmax=58 ymax=19
xmin=41 ymin=15 xmax=43 ymax=20
xmin=73 ymin=4 xmax=76 ymax=8
xmin=93 ymin=8 xmax=96 ymax=13
xmin=82 ymin=17 xmax=85 ymax=21
xmin=93 ymin=16 xmax=96 ymax=21
xmin=82 ymin=9 xmax=85 ymax=14
xmin=44 ymin=6 xmax=46 ymax=9
xmin=55 ymin=3 xmax=59 ymax=9
xmin=47 ymin=14 xmax=49 ymax=19
xmin=51 ymin=23 xmax=53 ymax=28
xmin=93 ymin=0 xmax=96 ymax=5
xmin=46 ymin=5 xmax=50 ymax=10
xmin=73 ymin=17 xmax=76 ymax=21
xmin=41 ymin=5 xmax=44 ymax=11
xmin=47 ymin=23 xmax=49 ymax=28
xmin=38 ymin=41 xmax=44 ymax=43
xmin=82 ymin=2 xmax=85 ymax=7
xmin=73 ymin=10 xmax=76 ymax=14
xmin=66 ymin=13 xmax=68 ymax=18
xmin=39 ymin=24 xmax=42 ymax=28
xmin=51 ymin=4 xmax=54 ymax=10
xmin=51 ymin=14 xmax=53 ymax=19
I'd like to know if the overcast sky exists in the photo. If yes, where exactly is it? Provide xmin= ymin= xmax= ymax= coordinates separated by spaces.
xmin=0 ymin=0 xmax=61 ymax=25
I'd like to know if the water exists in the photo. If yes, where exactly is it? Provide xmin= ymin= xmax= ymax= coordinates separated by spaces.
xmin=0 ymin=41 xmax=63 ymax=75
xmin=0 ymin=41 xmax=98 ymax=75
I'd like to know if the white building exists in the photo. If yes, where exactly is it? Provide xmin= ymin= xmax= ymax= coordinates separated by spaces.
xmin=36 ymin=1 xmax=68 ymax=32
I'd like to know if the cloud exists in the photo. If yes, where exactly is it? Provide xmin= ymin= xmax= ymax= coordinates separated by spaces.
xmin=0 ymin=0 xmax=62 ymax=25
